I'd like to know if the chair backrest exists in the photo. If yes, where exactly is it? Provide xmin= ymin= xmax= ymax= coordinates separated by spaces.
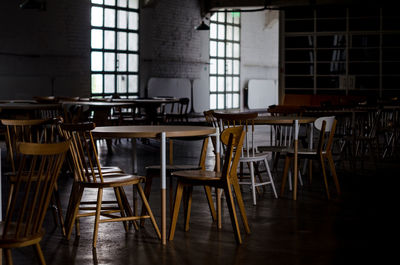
xmin=313 ymin=116 xmax=337 ymax=153
xmin=1 ymin=141 xmax=69 ymax=240
xmin=1 ymin=118 xmax=61 ymax=173
xmin=213 ymin=112 xmax=258 ymax=157
xmin=220 ymin=126 xmax=245 ymax=182
xmin=59 ymin=122 xmax=106 ymax=183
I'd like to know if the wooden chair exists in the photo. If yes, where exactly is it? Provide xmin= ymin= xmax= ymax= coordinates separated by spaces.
xmin=0 ymin=141 xmax=70 ymax=265
xmin=213 ymin=112 xmax=278 ymax=205
xmin=59 ymin=122 xmax=160 ymax=248
xmin=281 ymin=116 xmax=341 ymax=199
xmin=1 ymin=118 xmax=67 ymax=236
xmin=169 ymin=126 xmax=251 ymax=244
xmin=165 ymin=97 xmax=190 ymax=124
xmin=141 ymin=136 xmax=217 ymax=226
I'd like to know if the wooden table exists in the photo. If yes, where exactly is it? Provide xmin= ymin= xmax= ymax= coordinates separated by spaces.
xmin=0 ymin=102 xmax=62 ymax=119
xmin=92 ymin=125 xmax=219 ymax=245
xmin=255 ymin=116 xmax=316 ymax=200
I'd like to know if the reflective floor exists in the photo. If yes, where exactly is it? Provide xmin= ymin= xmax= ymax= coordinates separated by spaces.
xmin=0 ymin=134 xmax=393 ymax=265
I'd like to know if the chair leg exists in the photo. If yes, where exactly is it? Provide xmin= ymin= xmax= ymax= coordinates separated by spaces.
xmin=319 ymin=155 xmax=330 ymax=200
xmin=224 ymin=181 xmax=242 ymax=244
xmin=118 ymin=187 xmax=138 ymax=230
xmin=204 ymin=186 xmax=217 ymax=221
xmin=140 ymin=175 xmax=153 ymax=227
xmin=249 ymin=162 xmax=257 ymax=205
xmin=216 ymin=188 xmax=222 ymax=230
xmin=93 ymin=188 xmax=103 ymax=248
xmin=66 ymin=185 xmax=84 ymax=240
xmin=231 ymin=177 xmax=251 ymax=234
xmin=53 ymin=184 xmax=66 ymax=237
xmin=34 ymin=243 xmax=46 ymax=265
xmin=327 ymin=153 xmax=341 ymax=196
xmin=264 ymin=158 xmax=278 ymax=198
xmin=4 ymin=249 xmax=13 ymax=265
xmin=280 ymin=156 xmax=291 ymax=196
xmin=136 ymin=184 xmax=161 ymax=239
xmin=113 ymin=187 xmax=129 ymax=232
xmin=168 ymin=182 xmax=184 ymax=241
xmin=184 ymin=186 xmax=193 ymax=232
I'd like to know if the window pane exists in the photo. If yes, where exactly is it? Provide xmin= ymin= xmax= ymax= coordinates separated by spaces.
xmin=117 ymin=75 xmax=127 ymax=92
xmin=226 ymin=43 xmax=232 ymax=57
xmin=218 ymin=42 xmax=225 ymax=57
xmin=226 ymin=60 xmax=232 ymax=74
xmin=218 ymin=13 xmax=225 ymax=23
xmin=117 ymin=32 xmax=127 ymax=50
xmin=104 ymin=75 xmax=115 ymax=93
xmin=210 ymin=94 xmax=217 ymax=109
xmin=233 ymin=26 xmax=240 ymax=41
xmin=210 ymin=41 xmax=217 ymax=57
xmin=233 ymin=93 xmax=239 ymax=108
xmin=128 ymin=54 xmax=138 ymax=72
xmin=104 ymin=8 xmax=115 ymax=27
xmin=91 ymin=7 xmax=103 ymax=26
xmin=117 ymin=10 xmax=127 ymax=29
xmin=210 ymin=23 xmax=217 ymax=39
xmin=104 ymin=53 xmax=115 ymax=71
xmin=128 ymin=12 xmax=138 ymax=30
xmin=233 ymin=14 xmax=240 ymax=25
xmin=92 ymin=0 xmax=103 ymax=4
xmin=218 ymin=59 xmax=225 ymax=75
xmin=210 ymin=76 xmax=217 ymax=92
xmin=217 ymin=94 xmax=224 ymax=109
xmin=91 ymin=29 xmax=103 ymax=49
xmin=210 ymin=59 xmax=217 ymax=74
xmin=226 ymin=77 xmax=232 ymax=91
xmin=91 ymin=52 xmax=103 ymax=71
xmin=226 ymin=25 xmax=233 ymax=40
xmin=233 ymin=77 xmax=239 ymax=91
xmin=104 ymin=0 xmax=115 ymax=5
xmin=233 ymin=60 xmax=239 ymax=75
xmin=233 ymin=43 xmax=240 ymax=58
xmin=128 ymin=33 xmax=138 ymax=51
xmin=129 ymin=0 xmax=139 ymax=9
xmin=117 ymin=53 xmax=127 ymax=71
xmin=117 ymin=0 xmax=127 ymax=7
xmin=218 ymin=24 xmax=225 ymax=39
xmin=128 ymin=75 xmax=138 ymax=92
xmin=226 ymin=93 xmax=232 ymax=108
xmin=91 ymin=74 xmax=103 ymax=93
xmin=104 ymin=30 xmax=115 ymax=49
xmin=218 ymin=77 xmax=224 ymax=92
xmin=227 ymin=12 xmax=233 ymax=24
xmin=210 ymin=13 xmax=217 ymax=22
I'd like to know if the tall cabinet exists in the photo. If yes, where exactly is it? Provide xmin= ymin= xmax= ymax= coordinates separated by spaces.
xmin=281 ymin=5 xmax=400 ymax=98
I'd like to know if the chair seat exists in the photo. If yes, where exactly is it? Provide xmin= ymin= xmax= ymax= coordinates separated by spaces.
xmin=239 ymin=152 xmax=269 ymax=163
xmin=0 ymin=222 xmax=44 ymax=248
xmin=79 ymin=174 xmax=145 ymax=188
xmin=172 ymin=170 xmax=222 ymax=181
xmin=286 ymin=148 xmax=327 ymax=156
xmin=146 ymin=164 xmax=201 ymax=174
xmin=257 ymin=145 xmax=289 ymax=153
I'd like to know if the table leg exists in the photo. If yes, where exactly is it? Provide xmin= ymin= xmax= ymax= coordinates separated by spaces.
xmin=160 ymin=132 xmax=167 ymax=245
xmin=293 ymin=120 xmax=299 ymax=201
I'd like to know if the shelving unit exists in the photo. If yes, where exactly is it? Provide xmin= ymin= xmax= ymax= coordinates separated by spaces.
xmin=281 ymin=6 xmax=400 ymax=98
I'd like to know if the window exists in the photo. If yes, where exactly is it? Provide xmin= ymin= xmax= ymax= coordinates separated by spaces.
xmin=209 ymin=11 xmax=241 ymax=109
xmin=91 ymin=0 xmax=139 ymax=98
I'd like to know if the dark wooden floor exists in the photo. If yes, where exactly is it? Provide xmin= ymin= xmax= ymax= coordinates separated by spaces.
xmin=1 ymin=135 xmax=394 ymax=264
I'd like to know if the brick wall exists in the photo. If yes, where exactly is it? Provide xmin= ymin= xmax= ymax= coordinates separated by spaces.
xmin=0 ymin=0 xmax=90 ymax=99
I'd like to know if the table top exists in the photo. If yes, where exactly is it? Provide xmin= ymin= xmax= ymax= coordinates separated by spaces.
xmin=92 ymin=125 xmax=216 ymax=138
xmin=0 ymin=102 xmax=61 ymax=110
xmin=254 ymin=116 xmax=316 ymax=125
xmin=61 ymin=101 xmax=135 ymax=107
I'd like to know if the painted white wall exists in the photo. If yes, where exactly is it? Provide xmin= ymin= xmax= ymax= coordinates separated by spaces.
xmin=241 ymin=10 xmax=279 ymax=110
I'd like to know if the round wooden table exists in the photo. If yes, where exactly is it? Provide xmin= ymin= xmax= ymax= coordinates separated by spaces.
xmin=92 ymin=125 xmax=219 ymax=245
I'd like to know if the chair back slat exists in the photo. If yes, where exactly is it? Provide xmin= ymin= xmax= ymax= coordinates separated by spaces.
xmin=2 ymin=141 xmax=69 ymax=240
xmin=313 ymin=116 xmax=337 ymax=154
xmin=59 ymin=122 xmax=105 ymax=183
xmin=220 ymin=126 xmax=245 ymax=182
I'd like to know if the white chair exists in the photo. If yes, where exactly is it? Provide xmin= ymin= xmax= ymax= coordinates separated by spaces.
xmin=213 ymin=112 xmax=278 ymax=205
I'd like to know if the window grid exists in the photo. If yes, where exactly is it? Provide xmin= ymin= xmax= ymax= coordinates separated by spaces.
xmin=209 ymin=12 xmax=241 ymax=110
xmin=91 ymin=0 xmax=139 ymax=98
